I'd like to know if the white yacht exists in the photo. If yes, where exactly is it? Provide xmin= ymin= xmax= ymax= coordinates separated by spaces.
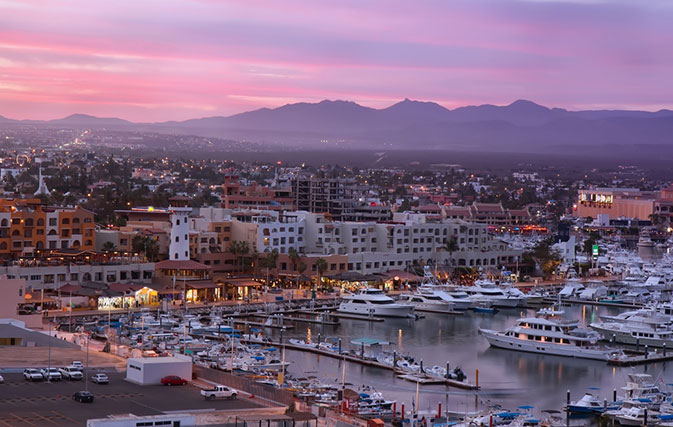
xmin=398 ymin=292 xmax=454 ymax=312
xmin=590 ymin=316 xmax=673 ymax=348
xmin=338 ymin=288 xmax=414 ymax=317
xmin=479 ymin=316 xmax=619 ymax=360
xmin=460 ymin=278 xmax=521 ymax=308
xmin=400 ymin=267 xmax=471 ymax=310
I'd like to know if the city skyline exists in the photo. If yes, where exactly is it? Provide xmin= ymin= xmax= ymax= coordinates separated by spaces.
xmin=1 ymin=0 xmax=672 ymax=121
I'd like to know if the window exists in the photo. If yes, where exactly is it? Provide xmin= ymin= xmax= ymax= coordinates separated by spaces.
xmin=49 ymin=218 xmax=57 ymax=226
xmin=12 ymin=218 xmax=20 ymax=225
xmin=73 ymin=217 xmax=80 ymax=224
xmin=62 ymin=218 xmax=70 ymax=225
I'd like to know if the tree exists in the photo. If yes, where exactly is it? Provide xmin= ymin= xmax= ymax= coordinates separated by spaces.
xmin=288 ymin=248 xmax=301 ymax=288
xmin=531 ymin=238 xmax=561 ymax=279
xmin=102 ymin=241 xmax=117 ymax=252
xmin=263 ymin=249 xmax=279 ymax=289
xmin=132 ymin=235 xmax=160 ymax=262
xmin=443 ymin=237 xmax=459 ymax=270
xmin=228 ymin=240 xmax=250 ymax=273
xmin=315 ymin=257 xmax=328 ymax=291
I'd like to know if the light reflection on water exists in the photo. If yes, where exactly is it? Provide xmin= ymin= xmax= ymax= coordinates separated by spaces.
xmin=272 ymin=304 xmax=670 ymax=424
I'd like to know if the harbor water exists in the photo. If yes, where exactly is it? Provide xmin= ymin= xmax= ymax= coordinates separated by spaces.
xmin=272 ymin=304 xmax=671 ymax=424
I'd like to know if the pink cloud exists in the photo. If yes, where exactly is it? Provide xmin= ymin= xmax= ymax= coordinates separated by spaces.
xmin=0 ymin=0 xmax=671 ymax=121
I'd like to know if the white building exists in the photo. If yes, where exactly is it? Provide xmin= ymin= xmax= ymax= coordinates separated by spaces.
xmin=169 ymin=206 xmax=191 ymax=260
xmin=126 ymin=354 xmax=192 ymax=385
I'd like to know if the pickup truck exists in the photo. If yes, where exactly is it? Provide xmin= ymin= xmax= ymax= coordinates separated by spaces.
xmin=59 ymin=367 xmax=83 ymax=380
xmin=200 ymin=385 xmax=238 ymax=400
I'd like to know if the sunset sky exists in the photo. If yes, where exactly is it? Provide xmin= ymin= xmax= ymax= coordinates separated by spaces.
xmin=1 ymin=0 xmax=672 ymax=121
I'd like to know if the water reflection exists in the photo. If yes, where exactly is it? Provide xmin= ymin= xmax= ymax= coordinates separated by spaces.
xmin=277 ymin=304 xmax=669 ymax=420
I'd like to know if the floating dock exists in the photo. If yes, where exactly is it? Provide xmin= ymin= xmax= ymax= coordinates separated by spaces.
xmin=542 ymin=298 xmax=643 ymax=309
xmin=413 ymin=308 xmax=464 ymax=316
xmin=238 ymin=338 xmax=478 ymax=390
xmin=329 ymin=313 xmax=385 ymax=322
xmin=607 ymin=351 xmax=673 ymax=366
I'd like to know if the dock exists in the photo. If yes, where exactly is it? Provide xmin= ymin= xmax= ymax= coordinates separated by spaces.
xmin=607 ymin=351 xmax=673 ymax=366
xmin=542 ymin=298 xmax=643 ymax=309
xmin=329 ymin=313 xmax=385 ymax=322
xmin=413 ymin=308 xmax=463 ymax=316
xmin=230 ymin=319 xmax=294 ymax=329
xmin=237 ymin=338 xmax=478 ymax=390
xmin=250 ymin=313 xmax=340 ymax=326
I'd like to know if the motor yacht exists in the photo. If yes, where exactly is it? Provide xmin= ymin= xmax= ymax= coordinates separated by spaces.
xmin=460 ymin=278 xmax=521 ymax=308
xmin=590 ymin=317 xmax=673 ymax=348
xmin=480 ymin=316 xmax=620 ymax=360
xmin=338 ymin=288 xmax=414 ymax=317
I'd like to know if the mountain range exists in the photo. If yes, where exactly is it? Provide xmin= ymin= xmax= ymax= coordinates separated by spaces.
xmin=2 ymin=99 xmax=673 ymax=153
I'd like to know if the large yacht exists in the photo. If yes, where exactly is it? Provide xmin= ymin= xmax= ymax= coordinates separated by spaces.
xmin=399 ymin=267 xmax=471 ymax=310
xmin=338 ymin=288 xmax=414 ymax=317
xmin=460 ymin=277 xmax=521 ymax=308
xmin=479 ymin=316 xmax=619 ymax=360
xmin=590 ymin=315 xmax=673 ymax=348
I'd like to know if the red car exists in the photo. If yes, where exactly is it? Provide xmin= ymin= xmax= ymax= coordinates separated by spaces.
xmin=160 ymin=375 xmax=188 ymax=386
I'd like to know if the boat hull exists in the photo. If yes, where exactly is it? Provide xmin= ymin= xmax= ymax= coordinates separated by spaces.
xmin=479 ymin=329 xmax=613 ymax=360
xmin=590 ymin=324 xmax=673 ymax=348
xmin=337 ymin=303 xmax=414 ymax=317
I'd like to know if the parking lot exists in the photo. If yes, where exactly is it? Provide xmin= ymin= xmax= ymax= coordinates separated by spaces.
xmin=0 ymin=371 xmax=264 ymax=426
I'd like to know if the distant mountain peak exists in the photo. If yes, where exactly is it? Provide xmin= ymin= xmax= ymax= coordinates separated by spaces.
xmin=508 ymin=99 xmax=548 ymax=110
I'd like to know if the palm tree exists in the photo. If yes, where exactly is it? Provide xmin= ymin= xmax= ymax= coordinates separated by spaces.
xmin=288 ymin=247 xmax=301 ymax=288
xmin=315 ymin=257 xmax=328 ymax=292
xmin=227 ymin=240 xmax=250 ymax=273
xmin=263 ymin=249 xmax=279 ymax=289
xmin=443 ymin=237 xmax=459 ymax=276
xmin=102 ymin=241 xmax=116 ymax=252
xmin=145 ymin=238 xmax=159 ymax=262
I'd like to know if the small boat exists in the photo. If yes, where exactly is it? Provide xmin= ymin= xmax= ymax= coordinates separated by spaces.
xmin=566 ymin=393 xmax=616 ymax=414
xmin=473 ymin=302 xmax=498 ymax=314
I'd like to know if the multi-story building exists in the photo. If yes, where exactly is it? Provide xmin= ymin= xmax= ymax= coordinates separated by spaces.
xmin=574 ymin=187 xmax=658 ymax=220
xmin=0 ymin=199 xmax=95 ymax=259
xmin=221 ymin=175 xmax=294 ymax=211
xmin=291 ymin=175 xmax=364 ymax=221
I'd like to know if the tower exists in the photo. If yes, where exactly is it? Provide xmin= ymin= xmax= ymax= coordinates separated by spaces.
xmin=168 ymin=203 xmax=192 ymax=261
xmin=34 ymin=166 xmax=50 ymax=196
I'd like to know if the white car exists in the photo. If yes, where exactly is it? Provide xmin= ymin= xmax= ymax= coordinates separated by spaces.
xmin=23 ymin=369 xmax=43 ymax=381
xmin=91 ymin=374 xmax=109 ymax=384
xmin=40 ymin=368 xmax=62 ymax=381
xmin=0 ymin=374 xmax=4 ymax=383
xmin=59 ymin=367 xmax=83 ymax=380
xmin=70 ymin=361 xmax=84 ymax=370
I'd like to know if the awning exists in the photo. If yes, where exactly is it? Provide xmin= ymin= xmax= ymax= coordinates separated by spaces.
xmin=185 ymin=281 xmax=222 ymax=289
xmin=223 ymin=278 xmax=262 ymax=287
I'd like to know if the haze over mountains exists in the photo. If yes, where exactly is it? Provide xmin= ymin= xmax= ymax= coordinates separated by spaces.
xmin=2 ymin=99 xmax=673 ymax=154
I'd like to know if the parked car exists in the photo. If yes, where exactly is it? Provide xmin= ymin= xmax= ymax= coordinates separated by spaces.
xmin=200 ymin=385 xmax=238 ymax=400
xmin=0 ymin=374 xmax=4 ymax=384
xmin=160 ymin=375 xmax=188 ymax=386
xmin=70 ymin=361 xmax=84 ymax=370
xmin=23 ymin=369 xmax=43 ymax=381
xmin=40 ymin=368 xmax=62 ymax=381
xmin=91 ymin=374 xmax=109 ymax=384
xmin=59 ymin=367 xmax=83 ymax=380
xmin=73 ymin=390 xmax=94 ymax=403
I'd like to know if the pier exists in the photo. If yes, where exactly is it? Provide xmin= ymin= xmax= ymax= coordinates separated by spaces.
xmin=236 ymin=338 xmax=478 ymax=390
xmin=542 ymin=298 xmax=643 ymax=309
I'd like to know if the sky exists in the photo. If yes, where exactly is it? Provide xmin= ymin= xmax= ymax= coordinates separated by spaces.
xmin=0 ymin=0 xmax=672 ymax=122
